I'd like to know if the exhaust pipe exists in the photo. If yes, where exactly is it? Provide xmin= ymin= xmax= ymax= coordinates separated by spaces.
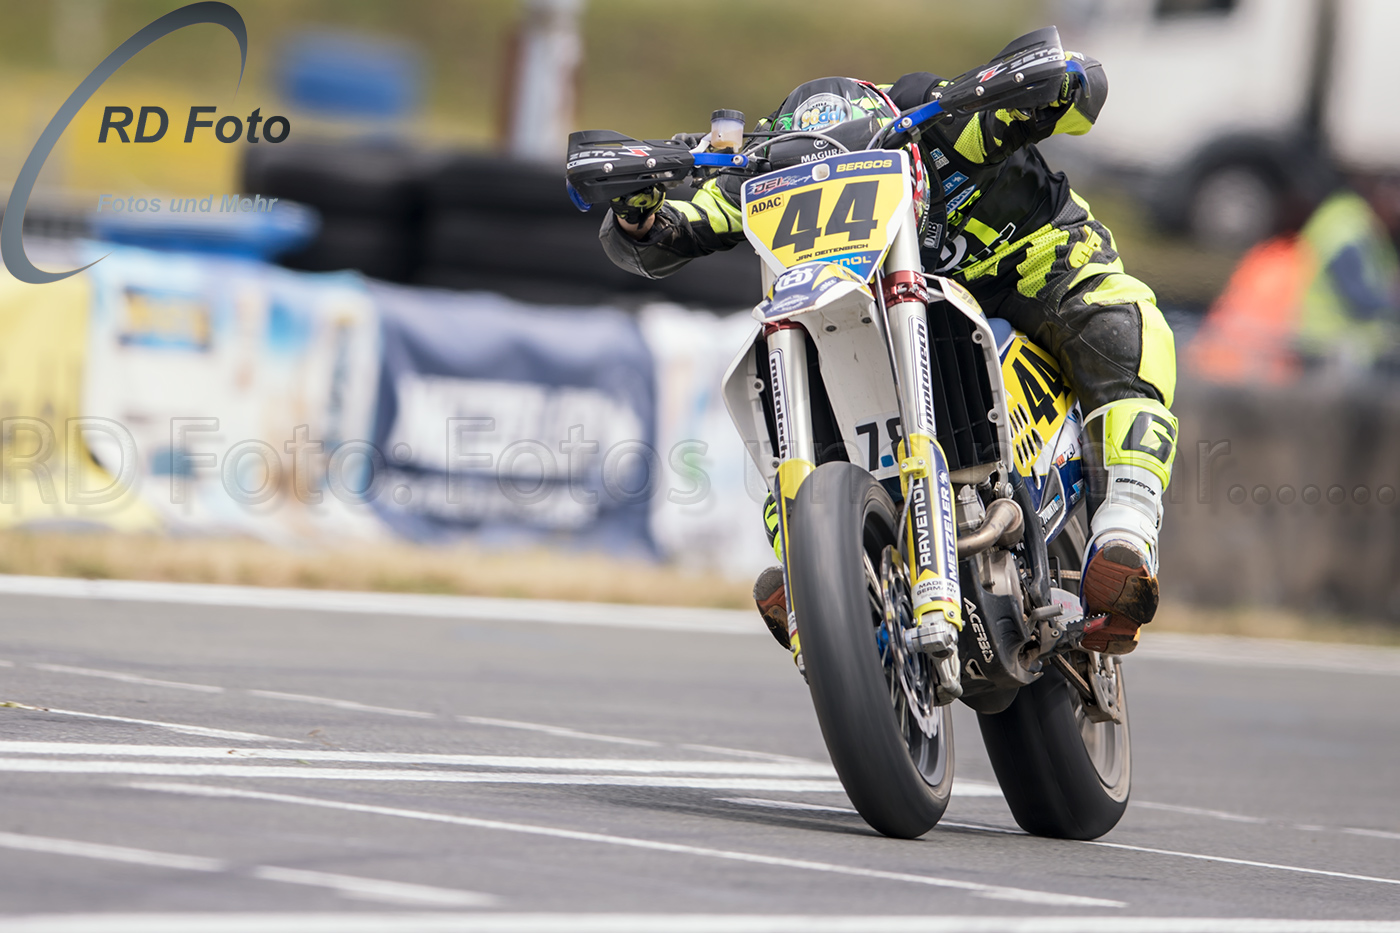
xmin=956 ymin=496 xmax=1024 ymax=558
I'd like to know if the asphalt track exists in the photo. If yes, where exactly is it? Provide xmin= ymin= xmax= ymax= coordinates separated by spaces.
xmin=0 ymin=574 xmax=1398 ymax=932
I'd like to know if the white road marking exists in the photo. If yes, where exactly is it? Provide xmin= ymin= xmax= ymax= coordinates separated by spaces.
xmin=679 ymin=744 xmax=819 ymax=763
xmin=0 ymin=831 xmax=225 ymax=872
xmin=28 ymin=664 xmax=225 ymax=694
xmin=9 ymin=658 xmax=711 ymax=750
xmin=1085 ymin=839 xmax=1400 ymax=888
xmin=720 ymin=797 xmax=860 ymax=814
xmin=1134 ymin=800 xmax=1400 ymax=842
xmin=939 ymin=821 xmax=1025 ymax=836
xmin=0 ymin=758 xmax=846 ymax=790
xmin=10 ymin=573 xmax=1400 ymax=676
xmin=246 ymin=690 xmax=437 ymax=719
xmin=1134 ymin=801 xmax=1269 ymax=825
xmin=455 ymin=715 xmax=660 ymax=747
xmin=7 ymin=917 xmax=1400 ymax=933
xmin=1138 ymin=632 xmax=1400 ymax=677
xmin=0 ymin=830 xmax=493 ymax=907
xmin=0 ymin=742 xmax=837 ymax=776
xmin=4 ymin=917 xmax=1400 ymax=933
xmin=0 ymin=574 xmax=758 ymax=635
xmin=0 ymin=704 xmax=295 ymax=743
xmin=1343 ymin=827 xmax=1400 ymax=842
xmin=133 ymin=782 xmax=1122 ymax=908
xmin=248 ymin=866 xmax=495 ymax=907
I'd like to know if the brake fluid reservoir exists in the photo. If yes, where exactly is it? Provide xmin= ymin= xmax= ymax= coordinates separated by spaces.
xmin=709 ymin=109 xmax=744 ymax=152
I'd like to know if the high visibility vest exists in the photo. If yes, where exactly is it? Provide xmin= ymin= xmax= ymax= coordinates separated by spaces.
xmin=1296 ymin=191 xmax=1399 ymax=363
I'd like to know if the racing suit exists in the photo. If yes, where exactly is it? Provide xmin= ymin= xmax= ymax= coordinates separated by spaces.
xmin=600 ymin=57 xmax=1179 ymax=653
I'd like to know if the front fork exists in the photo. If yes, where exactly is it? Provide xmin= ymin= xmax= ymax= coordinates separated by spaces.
xmin=765 ymin=321 xmax=816 ymax=659
xmin=765 ymin=208 xmax=962 ymax=679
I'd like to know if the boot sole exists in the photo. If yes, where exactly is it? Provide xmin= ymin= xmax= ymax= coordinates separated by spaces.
xmin=1082 ymin=544 xmax=1158 ymax=655
xmin=753 ymin=569 xmax=791 ymax=650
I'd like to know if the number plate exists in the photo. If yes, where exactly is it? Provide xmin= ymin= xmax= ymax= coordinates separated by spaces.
xmin=741 ymin=150 xmax=911 ymax=281
xmin=1000 ymin=335 xmax=1073 ymax=476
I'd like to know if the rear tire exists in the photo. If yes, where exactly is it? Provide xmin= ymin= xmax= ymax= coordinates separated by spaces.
xmin=789 ymin=462 xmax=953 ymax=839
xmin=977 ymin=662 xmax=1130 ymax=839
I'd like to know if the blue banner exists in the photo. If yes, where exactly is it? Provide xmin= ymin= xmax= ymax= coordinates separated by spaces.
xmin=369 ymin=283 xmax=656 ymax=555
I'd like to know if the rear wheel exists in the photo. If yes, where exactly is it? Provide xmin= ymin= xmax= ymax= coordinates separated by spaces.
xmin=977 ymin=655 xmax=1130 ymax=839
xmin=788 ymin=462 xmax=953 ymax=839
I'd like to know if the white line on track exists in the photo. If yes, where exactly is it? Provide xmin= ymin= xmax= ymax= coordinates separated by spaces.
xmin=1137 ymin=632 xmax=1400 ymax=677
xmin=9 ymin=573 xmax=1399 ymax=677
xmin=1134 ymin=801 xmax=1270 ymax=824
xmin=678 ymin=744 xmax=816 ymax=763
xmin=0 ymin=758 xmax=847 ymax=791
xmin=0 ymin=704 xmax=296 ymax=743
xmin=27 ymin=664 xmax=225 ymax=694
xmin=246 ymin=690 xmax=437 ymax=719
xmin=1133 ymin=800 xmax=1400 ymax=841
xmin=722 ymin=798 xmax=1400 ymax=887
xmin=1085 ymin=839 xmax=1400 ymax=888
xmin=11 ymin=659 xmax=811 ymax=755
xmin=720 ymin=797 xmax=859 ymax=814
xmin=246 ymin=866 xmax=494 ymax=907
xmin=0 ymin=831 xmax=224 ymax=872
xmin=4 ymin=916 xmax=1400 ymax=933
xmin=1344 ymin=827 xmax=1400 ymax=841
xmin=132 ymin=782 xmax=1122 ymax=908
xmin=0 ymin=831 xmax=492 ymax=907
xmin=0 ymin=742 xmax=836 ymax=775
xmin=0 ymin=574 xmax=758 ymax=635
xmin=454 ymin=715 xmax=660 ymax=746
xmin=0 ymin=659 xmax=14 ymax=667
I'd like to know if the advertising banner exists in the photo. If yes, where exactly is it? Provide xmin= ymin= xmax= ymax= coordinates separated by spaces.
xmin=641 ymin=304 xmax=774 ymax=579
xmin=369 ymin=283 xmax=656 ymax=554
xmin=0 ymin=252 xmax=157 ymax=532
xmin=79 ymin=243 xmax=383 ymax=543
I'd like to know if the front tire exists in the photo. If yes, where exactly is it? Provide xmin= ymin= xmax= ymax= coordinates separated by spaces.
xmin=788 ymin=462 xmax=953 ymax=839
xmin=977 ymin=661 xmax=1130 ymax=839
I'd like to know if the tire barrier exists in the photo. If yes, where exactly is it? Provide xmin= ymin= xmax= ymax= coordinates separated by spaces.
xmin=242 ymin=142 xmax=429 ymax=283
xmin=242 ymin=145 xmax=763 ymax=307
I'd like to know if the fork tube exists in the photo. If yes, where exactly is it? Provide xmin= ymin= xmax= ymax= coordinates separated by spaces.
xmin=765 ymin=321 xmax=817 ymax=655
xmin=882 ymin=213 xmax=962 ymax=632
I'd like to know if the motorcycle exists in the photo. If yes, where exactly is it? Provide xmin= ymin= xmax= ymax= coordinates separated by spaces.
xmin=566 ymin=27 xmax=1130 ymax=841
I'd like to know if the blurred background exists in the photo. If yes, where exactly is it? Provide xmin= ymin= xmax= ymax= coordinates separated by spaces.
xmin=1 ymin=0 xmax=1398 ymax=640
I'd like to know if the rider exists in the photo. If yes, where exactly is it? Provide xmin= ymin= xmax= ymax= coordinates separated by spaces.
xmin=599 ymin=51 xmax=1178 ymax=656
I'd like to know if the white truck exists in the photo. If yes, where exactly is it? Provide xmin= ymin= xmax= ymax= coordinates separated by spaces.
xmin=1052 ymin=0 xmax=1400 ymax=246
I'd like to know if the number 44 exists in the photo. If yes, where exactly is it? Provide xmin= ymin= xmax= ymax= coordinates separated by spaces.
xmin=771 ymin=182 xmax=881 ymax=253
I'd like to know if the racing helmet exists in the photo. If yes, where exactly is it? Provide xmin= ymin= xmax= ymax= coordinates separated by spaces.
xmin=764 ymin=76 xmax=933 ymax=236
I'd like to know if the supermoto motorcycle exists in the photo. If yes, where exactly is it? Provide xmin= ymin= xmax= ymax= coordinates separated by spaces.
xmin=566 ymin=28 xmax=1129 ymax=841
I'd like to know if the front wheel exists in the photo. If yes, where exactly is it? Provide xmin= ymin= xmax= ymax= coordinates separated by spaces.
xmin=977 ymin=658 xmax=1130 ymax=839
xmin=788 ymin=462 xmax=953 ymax=839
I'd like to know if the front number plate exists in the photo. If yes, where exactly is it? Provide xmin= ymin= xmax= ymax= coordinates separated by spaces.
xmin=742 ymin=150 xmax=911 ymax=282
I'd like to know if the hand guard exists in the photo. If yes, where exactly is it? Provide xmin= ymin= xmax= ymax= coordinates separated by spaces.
xmin=610 ymin=184 xmax=665 ymax=225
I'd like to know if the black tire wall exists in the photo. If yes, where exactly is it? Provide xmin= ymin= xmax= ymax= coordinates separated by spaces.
xmin=242 ymin=145 xmax=762 ymax=306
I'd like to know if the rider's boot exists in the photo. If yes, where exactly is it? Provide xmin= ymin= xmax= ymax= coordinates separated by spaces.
xmin=754 ymin=495 xmax=800 ymax=663
xmin=753 ymin=565 xmax=790 ymax=650
xmin=1080 ymin=398 xmax=1178 ymax=655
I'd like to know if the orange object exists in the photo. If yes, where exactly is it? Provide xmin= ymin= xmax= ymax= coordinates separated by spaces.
xmin=1186 ymin=236 xmax=1312 ymax=385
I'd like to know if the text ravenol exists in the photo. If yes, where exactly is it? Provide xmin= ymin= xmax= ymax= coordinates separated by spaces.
xmin=96 ymin=193 xmax=281 ymax=214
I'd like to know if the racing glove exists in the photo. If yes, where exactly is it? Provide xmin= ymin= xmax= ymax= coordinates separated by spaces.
xmin=610 ymin=184 xmax=665 ymax=226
